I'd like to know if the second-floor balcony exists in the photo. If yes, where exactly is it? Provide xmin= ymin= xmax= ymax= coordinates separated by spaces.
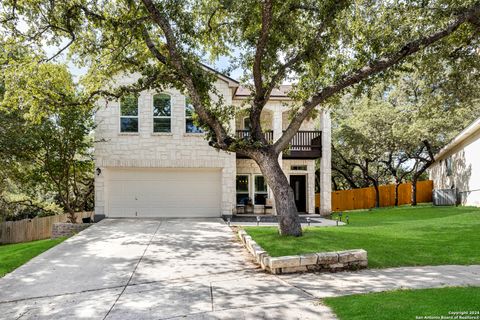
xmin=235 ymin=130 xmax=322 ymax=159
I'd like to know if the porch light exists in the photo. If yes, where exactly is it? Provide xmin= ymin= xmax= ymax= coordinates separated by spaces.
xmin=306 ymin=217 xmax=311 ymax=226
xmin=96 ymin=167 xmax=102 ymax=176
xmin=256 ymin=216 xmax=261 ymax=226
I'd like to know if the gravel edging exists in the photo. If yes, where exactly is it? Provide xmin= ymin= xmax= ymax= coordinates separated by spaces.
xmin=238 ymin=229 xmax=368 ymax=274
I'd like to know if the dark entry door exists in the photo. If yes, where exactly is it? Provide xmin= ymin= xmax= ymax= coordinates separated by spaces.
xmin=290 ymin=175 xmax=306 ymax=213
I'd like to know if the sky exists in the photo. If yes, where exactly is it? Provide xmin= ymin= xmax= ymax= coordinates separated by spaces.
xmin=44 ymin=42 xmax=244 ymax=82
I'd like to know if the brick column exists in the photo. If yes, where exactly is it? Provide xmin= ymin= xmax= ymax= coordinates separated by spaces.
xmin=319 ymin=109 xmax=332 ymax=216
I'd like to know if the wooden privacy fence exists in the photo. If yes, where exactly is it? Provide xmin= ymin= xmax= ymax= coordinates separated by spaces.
xmin=316 ymin=180 xmax=433 ymax=212
xmin=0 ymin=211 xmax=93 ymax=244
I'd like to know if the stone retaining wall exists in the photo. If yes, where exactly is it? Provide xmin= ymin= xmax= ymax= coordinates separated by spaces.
xmin=52 ymin=223 xmax=92 ymax=239
xmin=238 ymin=229 xmax=368 ymax=274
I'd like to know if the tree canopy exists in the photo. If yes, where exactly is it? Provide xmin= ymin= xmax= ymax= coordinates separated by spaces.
xmin=1 ymin=0 xmax=479 ymax=234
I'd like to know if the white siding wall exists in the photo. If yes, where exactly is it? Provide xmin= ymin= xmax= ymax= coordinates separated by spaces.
xmin=429 ymin=128 xmax=480 ymax=207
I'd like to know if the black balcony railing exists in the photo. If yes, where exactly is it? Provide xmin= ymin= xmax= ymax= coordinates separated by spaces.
xmin=236 ymin=130 xmax=273 ymax=143
xmin=235 ymin=130 xmax=321 ymax=159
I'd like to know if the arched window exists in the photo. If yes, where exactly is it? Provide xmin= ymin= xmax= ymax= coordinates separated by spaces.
xmin=153 ymin=93 xmax=171 ymax=133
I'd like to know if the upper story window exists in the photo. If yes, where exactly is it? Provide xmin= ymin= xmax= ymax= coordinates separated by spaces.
xmin=120 ymin=95 xmax=139 ymax=133
xmin=153 ymin=93 xmax=171 ymax=133
xmin=185 ymin=98 xmax=203 ymax=133
xmin=243 ymin=117 xmax=251 ymax=130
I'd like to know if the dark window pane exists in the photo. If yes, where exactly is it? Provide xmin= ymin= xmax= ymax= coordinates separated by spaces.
xmin=254 ymin=193 xmax=267 ymax=205
xmin=121 ymin=117 xmax=138 ymax=132
xmin=244 ymin=117 xmax=251 ymax=130
xmin=185 ymin=98 xmax=203 ymax=133
xmin=185 ymin=102 xmax=194 ymax=118
xmin=255 ymin=176 xmax=267 ymax=192
xmin=186 ymin=119 xmax=203 ymax=133
xmin=121 ymin=95 xmax=138 ymax=116
xmin=236 ymin=175 xmax=249 ymax=192
xmin=153 ymin=94 xmax=171 ymax=116
xmin=153 ymin=118 xmax=171 ymax=133
xmin=236 ymin=193 xmax=250 ymax=205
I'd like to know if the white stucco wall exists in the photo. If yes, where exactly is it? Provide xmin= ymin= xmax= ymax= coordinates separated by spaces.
xmin=429 ymin=128 xmax=480 ymax=207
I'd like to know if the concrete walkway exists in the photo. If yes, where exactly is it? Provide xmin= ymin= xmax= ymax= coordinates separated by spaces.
xmin=0 ymin=219 xmax=478 ymax=319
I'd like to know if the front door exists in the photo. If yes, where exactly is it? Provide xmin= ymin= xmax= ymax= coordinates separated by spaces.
xmin=290 ymin=175 xmax=306 ymax=213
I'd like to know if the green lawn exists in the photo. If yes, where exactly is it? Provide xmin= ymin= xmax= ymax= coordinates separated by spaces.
xmin=245 ymin=206 xmax=480 ymax=268
xmin=323 ymin=287 xmax=480 ymax=320
xmin=0 ymin=238 xmax=66 ymax=277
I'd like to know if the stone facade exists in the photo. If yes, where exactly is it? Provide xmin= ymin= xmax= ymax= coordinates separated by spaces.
xmin=235 ymin=158 xmax=316 ymax=214
xmin=52 ymin=223 xmax=92 ymax=239
xmin=94 ymin=78 xmax=236 ymax=216
xmin=94 ymin=72 xmax=332 ymax=217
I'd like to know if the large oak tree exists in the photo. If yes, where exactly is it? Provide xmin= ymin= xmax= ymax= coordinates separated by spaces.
xmin=1 ymin=0 xmax=479 ymax=235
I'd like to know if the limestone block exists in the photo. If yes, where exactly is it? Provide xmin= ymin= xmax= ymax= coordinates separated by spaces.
xmin=338 ymin=249 xmax=367 ymax=263
xmin=268 ymin=256 xmax=301 ymax=269
xmin=237 ymin=230 xmax=247 ymax=243
xmin=329 ymin=263 xmax=344 ymax=270
xmin=300 ymin=254 xmax=318 ymax=266
xmin=316 ymin=252 xmax=339 ymax=265
xmin=282 ymin=266 xmax=308 ymax=274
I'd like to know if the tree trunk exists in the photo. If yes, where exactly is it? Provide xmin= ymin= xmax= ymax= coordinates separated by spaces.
xmin=394 ymin=179 xmax=400 ymax=207
xmin=253 ymin=150 xmax=302 ymax=236
xmin=373 ymin=182 xmax=380 ymax=208
xmin=411 ymin=178 xmax=418 ymax=206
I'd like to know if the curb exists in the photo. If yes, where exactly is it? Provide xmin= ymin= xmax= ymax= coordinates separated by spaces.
xmin=238 ymin=229 xmax=368 ymax=274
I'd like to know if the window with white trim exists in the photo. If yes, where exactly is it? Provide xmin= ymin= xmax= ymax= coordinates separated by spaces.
xmin=120 ymin=95 xmax=139 ymax=133
xmin=153 ymin=93 xmax=171 ymax=133
xmin=236 ymin=175 xmax=250 ymax=205
xmin=254 ymin=175 xmax=268 ymax=205
xmin=185 ymin=97 xmax=203 ymax=133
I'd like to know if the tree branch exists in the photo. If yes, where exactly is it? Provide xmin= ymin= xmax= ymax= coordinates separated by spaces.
xmin=253 ymin=0 xmax=273 ymax=100
xmin=141 ymin=26 xmax=167 ymax=64
xmin=275 ymin=3 xmax=480 ymax=154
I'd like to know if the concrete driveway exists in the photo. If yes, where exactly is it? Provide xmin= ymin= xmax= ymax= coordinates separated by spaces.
xmin=0 ymin=219 xmax=334 ymax=319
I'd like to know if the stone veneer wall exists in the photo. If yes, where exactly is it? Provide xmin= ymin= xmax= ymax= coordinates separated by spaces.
xmin=94 ymin=78 xmax=236 ymax=216
xmin=52 ymin=223 xmax=92 ymax=239
xmin=236 ymin=158 xmax=316 ymax=214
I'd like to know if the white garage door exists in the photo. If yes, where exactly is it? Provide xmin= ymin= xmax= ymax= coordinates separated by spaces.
xmin=107 ymin=168 xmax=221 ymax=218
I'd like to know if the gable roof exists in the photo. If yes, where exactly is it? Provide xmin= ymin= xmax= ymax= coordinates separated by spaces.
xmin=201 ymin=63 xmax=239 ymax=88
xmin=434 ymin=116 xmax=480 ymax=161
xmin=234 ymin=85 xmax=292 ymax=100
xmin=202 ymin=64 xmax=293 ymax=100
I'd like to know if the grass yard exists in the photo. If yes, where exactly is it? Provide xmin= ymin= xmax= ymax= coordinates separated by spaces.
xmin=323 ymin=286 xmax=480 ymax=320
xmin=0 ymin=238 xmax=66 ymax=277
xmin=245 ymin=206 xmax=480 ymax=268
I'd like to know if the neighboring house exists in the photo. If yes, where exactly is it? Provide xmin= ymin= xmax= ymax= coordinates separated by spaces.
xmin=94 ymin=70 xmax=331 ymax=219
xmin=429 ymin=117 xmax=480 ymax=207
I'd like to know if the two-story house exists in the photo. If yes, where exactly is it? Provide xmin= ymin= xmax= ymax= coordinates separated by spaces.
xmin=94 ymin=71 xmax=331 ymax=219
